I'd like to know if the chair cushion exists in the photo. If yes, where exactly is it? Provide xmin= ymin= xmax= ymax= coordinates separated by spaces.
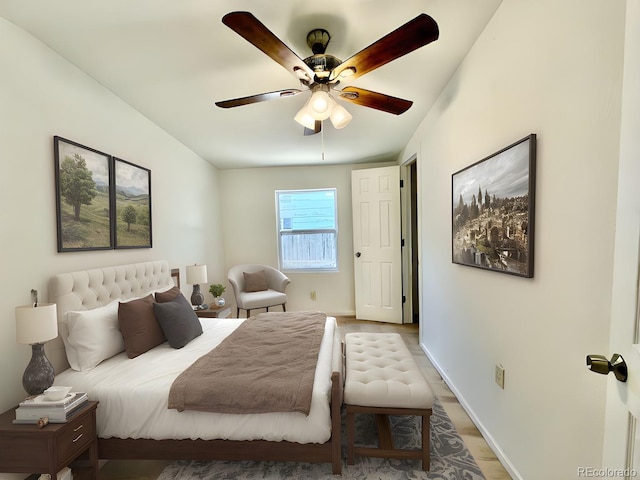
xmin=238 ymin=289 xmax=287 ymax=310
xmin=244 ymin=270 xmax=268 ymax=292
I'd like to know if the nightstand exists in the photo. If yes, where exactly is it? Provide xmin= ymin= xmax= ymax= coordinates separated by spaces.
xmin=0 ymin=401 xmax=99 ymax=479
xmin=195 ymin=304 xmax=232 ymax=318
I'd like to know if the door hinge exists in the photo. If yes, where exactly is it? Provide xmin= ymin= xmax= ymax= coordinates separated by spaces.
xmin=401 ymin=238 xmax=405 ymax=247
xmin=402 ymin=295 xmax=406 ymax=303
xmin=400 ymin=179 xmax=404 ymax=188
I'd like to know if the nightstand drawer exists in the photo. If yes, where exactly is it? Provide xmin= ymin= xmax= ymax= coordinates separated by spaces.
xmin=56 ymin=408 xmax=95 ymax=466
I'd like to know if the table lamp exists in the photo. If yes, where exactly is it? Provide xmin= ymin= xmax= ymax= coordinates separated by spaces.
xmin=186 ymin=264 xmax=208 ymax=310
xmin=15 ymin=302 xmax=58 ymax=395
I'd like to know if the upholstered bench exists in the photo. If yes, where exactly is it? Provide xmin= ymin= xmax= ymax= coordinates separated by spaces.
xmin=343 ymin=332 xmax=434 ymax=470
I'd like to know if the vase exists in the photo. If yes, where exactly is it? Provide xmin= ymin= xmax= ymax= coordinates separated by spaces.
xmin=215 ymin=297 xmax=226 ymax=306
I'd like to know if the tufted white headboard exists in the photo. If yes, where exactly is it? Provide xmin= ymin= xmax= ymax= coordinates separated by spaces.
xmin=47 ymin=260 xmax=175 ymax=373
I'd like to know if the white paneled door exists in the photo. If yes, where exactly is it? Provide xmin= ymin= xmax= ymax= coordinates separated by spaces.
xmin=602 ymin=0 xmax=640 ymax=472
xmin=351 ymin=166 xmax=402 ymax=323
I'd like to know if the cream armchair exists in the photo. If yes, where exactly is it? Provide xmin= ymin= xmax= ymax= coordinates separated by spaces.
xmin=227 ymin=264 xmax=291 ymax=317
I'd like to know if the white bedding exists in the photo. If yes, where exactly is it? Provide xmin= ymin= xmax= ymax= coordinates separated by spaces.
xmin=55 ymin=316 xmax=337 ymax=444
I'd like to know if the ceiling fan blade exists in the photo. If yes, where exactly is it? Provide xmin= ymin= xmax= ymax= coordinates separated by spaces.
xmin=222 ymin=11 xmax=315 ymax=83
xmin=215 ymin=89 xmax=303 ymax=108
xmin=303 ymin=120 xmax=322 ymax=136
xmin=338 ymin=87 xmax=413 ymax=115
xmin=329 ymin=13 xmax=439 ymax=81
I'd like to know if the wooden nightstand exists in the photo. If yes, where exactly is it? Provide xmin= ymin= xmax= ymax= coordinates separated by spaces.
xmin=0 ymin=401 xmax=99 ymax=479
xmin=195 ymin=304 xmax=232 ymax=318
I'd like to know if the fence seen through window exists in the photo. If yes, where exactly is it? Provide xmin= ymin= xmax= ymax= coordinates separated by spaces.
xmin=276 ymin=188 xmax=338 ymax=271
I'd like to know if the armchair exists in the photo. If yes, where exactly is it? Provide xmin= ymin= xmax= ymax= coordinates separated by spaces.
xmin=227 ymin=264 xmax=291 ymax=317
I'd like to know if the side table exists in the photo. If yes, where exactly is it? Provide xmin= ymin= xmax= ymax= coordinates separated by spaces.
xmin=0 ymin=401 xmax=99 ymax=479
xmin=195 ymin=304 xmax=232 ymax=318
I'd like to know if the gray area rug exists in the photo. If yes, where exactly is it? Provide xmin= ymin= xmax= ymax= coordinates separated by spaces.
xmin=158 ymin=401 xmax=485 ymax=479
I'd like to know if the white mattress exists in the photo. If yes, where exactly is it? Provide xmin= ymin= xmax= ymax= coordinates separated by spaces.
xmin=55 ymin=316 xmax=336 ymax=444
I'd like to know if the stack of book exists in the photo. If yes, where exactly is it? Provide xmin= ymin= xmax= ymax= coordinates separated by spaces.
xmin=13 ymin=391 xmax=88 ymax=424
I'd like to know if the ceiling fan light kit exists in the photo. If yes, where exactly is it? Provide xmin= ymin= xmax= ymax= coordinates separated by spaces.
xmin=217 ymin=11 xmax=439 ymax=134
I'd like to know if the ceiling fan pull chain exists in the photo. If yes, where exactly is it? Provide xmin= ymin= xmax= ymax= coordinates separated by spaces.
xmin=321 ymin=121 xmax=325 ymax=161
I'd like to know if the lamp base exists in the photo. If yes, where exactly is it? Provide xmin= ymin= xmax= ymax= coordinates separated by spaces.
xmin=190 ymin=284 xmax=208 ymax=310
xmin=23 ymin=343 xmax=55 ymax=395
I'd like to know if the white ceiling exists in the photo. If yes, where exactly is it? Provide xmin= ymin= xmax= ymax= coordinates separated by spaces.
xmin=0 ymin=0 xmax=501 ymax=169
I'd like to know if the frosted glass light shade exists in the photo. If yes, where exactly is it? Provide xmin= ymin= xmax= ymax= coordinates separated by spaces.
xmin=186 ymin=264 xmax=207 ymax=285
xmin=309 ymin=90 xmax=331 ymax=120
xmin=15 ymin=303 xmax=58 ymax=345
xmin=294 ymin=105 xmax=317 ymax=130
xmin=330 ymin=103 xmax=352 ymax=129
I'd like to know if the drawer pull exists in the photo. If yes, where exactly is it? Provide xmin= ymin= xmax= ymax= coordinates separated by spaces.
xmin=72 ymin=433 xmax=83 ymax=443
xmin=73 ymin=424 xmax=84 ymax=432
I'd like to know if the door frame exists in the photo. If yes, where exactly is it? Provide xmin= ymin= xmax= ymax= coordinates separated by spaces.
xmin=400 ymin=154 xmax=419 ymax=324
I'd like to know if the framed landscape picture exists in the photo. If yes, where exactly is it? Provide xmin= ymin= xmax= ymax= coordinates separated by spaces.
xmin=54 ymin=136 xmax=113 ymax=252
xmin=452 ymin=134 xmax=537 ymax=278
xmin=113 ymin=157 xmax=152 ymax=249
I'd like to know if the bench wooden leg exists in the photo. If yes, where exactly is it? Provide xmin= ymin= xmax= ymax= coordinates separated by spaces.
xmin=345 ymin=405 xmax=432 ymax=471
xmin=346 ymin=409 xmax=356 ymax=465
xmin=376 ymin=414 xmax=394 ymax=451
xmin=422 ymin=412 xmax=431 ymax=471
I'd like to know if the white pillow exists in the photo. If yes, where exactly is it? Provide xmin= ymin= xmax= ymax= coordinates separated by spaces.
xmin=62 ymin=300 xmax=124 ymax=371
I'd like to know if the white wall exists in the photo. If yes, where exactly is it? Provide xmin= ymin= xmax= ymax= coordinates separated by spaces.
xmin=219 ymin=163 xmax=391 ymax=316
xmin=400 ymin=1 xmax=626 ymax=479
xmin=0 ymin=16 xmax=224 ymax=435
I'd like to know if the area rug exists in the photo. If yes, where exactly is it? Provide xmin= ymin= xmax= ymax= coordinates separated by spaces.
xmin=157 ymin=400 xmax=484 ymax=480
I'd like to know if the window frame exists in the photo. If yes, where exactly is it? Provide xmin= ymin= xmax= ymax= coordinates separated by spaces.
xmin=275 ymin=188 xmax=339 ymax=272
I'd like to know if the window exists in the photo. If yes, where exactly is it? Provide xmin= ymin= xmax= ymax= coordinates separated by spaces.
xmin=275 ymin=188 xmax=338 ymax=271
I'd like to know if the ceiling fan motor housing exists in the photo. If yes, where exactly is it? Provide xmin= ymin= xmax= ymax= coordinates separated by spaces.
xmin=306 ymin=29 xmax=330 ymax=54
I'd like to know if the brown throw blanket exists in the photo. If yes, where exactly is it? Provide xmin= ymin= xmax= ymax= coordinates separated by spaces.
xmin=168 ymin=311 xmax=327 ymax=415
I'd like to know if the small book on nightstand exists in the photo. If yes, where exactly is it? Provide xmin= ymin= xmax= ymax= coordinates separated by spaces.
xmin=13 ymin=392 xmax=88 ymax=424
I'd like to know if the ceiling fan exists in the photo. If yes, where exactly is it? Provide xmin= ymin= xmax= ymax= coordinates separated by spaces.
xmin=215 ymin=11 xmax=439 ymax=135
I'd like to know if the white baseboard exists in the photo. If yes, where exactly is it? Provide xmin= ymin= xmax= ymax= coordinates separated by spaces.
xmin=420 ymin=341 xmax=523 ymax=480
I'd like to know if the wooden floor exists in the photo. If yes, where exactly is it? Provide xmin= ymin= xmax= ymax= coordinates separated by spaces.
xmin=84 ymin=317 xmax=512 ymax=480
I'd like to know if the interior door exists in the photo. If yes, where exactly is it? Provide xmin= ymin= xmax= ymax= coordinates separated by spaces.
xmin=602 ymin=0 xmax=640 ymax=470
xmin=351 ymin=166 xmax=402 ymax=323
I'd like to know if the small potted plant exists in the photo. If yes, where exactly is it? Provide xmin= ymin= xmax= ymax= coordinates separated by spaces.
xmin=209 ymin=283 xmax=226 ymax=306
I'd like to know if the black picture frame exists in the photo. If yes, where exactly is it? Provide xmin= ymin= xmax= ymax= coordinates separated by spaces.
xmin=113 ymin=157 xmax=152 ymax=249
xmin=452 ymin=134 xmax=537 ymax=278
xmin=54 ymin=136 xmax=114 ymax=252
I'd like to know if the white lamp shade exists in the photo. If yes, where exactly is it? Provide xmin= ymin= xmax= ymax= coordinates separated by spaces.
xmin=330 ymin=102 xmax=353 ymax=129
xmin=294 ymin=105 xmax=318 ymax=130
xmin=309 ymin=90 xmax=331 ymax=120
xmin=186 ymin=264 xmax=207 ymax=285
xmin=15 ymin=303 xmax=58 ymax=345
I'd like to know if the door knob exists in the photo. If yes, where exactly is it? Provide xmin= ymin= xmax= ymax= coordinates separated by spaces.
xmin=586 ymin=353 xmax=628 ymax=382
xmin=355 ymin=252 xmax=361 ymax=258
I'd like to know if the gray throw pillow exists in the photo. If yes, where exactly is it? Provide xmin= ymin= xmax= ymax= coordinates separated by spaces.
xmin=152 ymin=293 xmax=203 ymax=349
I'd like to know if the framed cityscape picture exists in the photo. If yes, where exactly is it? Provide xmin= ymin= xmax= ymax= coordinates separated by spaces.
xmin=452 ymin=134 xmax=537 ymax=278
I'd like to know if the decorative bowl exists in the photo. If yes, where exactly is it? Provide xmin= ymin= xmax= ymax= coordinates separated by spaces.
xmin=43 ymin=386 xmax=72 ymax=401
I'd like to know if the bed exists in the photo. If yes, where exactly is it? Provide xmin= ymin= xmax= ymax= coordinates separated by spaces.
xmin=47 ymin=261 xmax=343 ymax=474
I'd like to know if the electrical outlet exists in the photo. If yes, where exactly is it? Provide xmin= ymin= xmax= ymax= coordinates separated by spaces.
xmin=495 ymin=364 xmax=505 ymax=389
xmin=310 ymin=291 xmax=317 ymax=301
